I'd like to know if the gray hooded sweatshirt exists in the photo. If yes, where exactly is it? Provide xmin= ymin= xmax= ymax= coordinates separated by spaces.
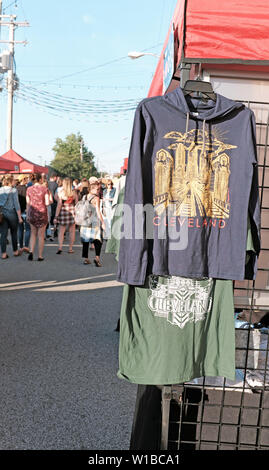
xmin=117 ymin=87 xmax=260 ymax=285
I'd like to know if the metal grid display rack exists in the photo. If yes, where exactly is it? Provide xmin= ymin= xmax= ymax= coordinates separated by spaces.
xmin=130 ymin=100 xmax=269 ymax=451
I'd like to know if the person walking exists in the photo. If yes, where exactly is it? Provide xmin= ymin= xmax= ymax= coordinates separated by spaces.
xmin=17 ymin=176 xmax=31 ymax=253
xmin=48 ymin=173 xmax=58 ymax=237
xmin=0 ymin=176 xmax=23 ymax=259
xmin=55 ymin=177 xmax=63 ymax=198
xmin=53 ymin=177 xmax=63 ymax=238
xmin=98 ymin=178 xmax=104 ymax=199
xmin=54 ymin=177 xmax=78 ymax=254
xmin=73 ymin=178 xmax=80 ymax=189
xmin=42 ymin=180 xmax=54 ymax=241
xmin=102 ymin=179 xmax=116 ymax=239
xmin=78 ymin=179 xmax=89 ymax=200
xmin=26 ymin=174 xmax=35 ymax=188
xmin=80 ymin=176 xmax=105 ymax=266
xmin=26 ymin=173 xmax=50 ymax=261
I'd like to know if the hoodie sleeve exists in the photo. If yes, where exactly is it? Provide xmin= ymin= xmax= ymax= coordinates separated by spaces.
xmin=245 ymin=110 xmax=261 ymax=279
xmin=117 ymin=102 xmax=153 ymax=285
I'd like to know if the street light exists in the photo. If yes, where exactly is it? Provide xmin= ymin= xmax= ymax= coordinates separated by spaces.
xmin=128 ymin=51 xmax=160 ymax=60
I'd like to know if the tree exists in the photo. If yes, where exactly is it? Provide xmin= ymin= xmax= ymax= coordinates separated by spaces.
xmin=50 ymin=133 xmax=99 ymax=179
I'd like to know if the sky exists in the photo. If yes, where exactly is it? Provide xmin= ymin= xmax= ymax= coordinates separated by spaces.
xmin=0 ymin=0 xmax=178 ymax=174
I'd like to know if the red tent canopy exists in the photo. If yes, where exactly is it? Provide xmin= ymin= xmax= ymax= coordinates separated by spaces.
xmin=123 ymin=158 xmax=128 ymax=171
xmin=148 ymin=0 xmax=269 ymax=97
xmin=0 ymin=149 xmax=48 ymax=174
xmin=0 ymin=156 xmax=19 ymax=172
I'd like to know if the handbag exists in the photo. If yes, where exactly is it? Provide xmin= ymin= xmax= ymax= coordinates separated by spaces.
xmin=80 ymin=225 xmax=102 ymax=243
xmin=79 ymin=196 xmax=102 ymax=242
xmin=0 ymin=190 xmax=11 ymax=224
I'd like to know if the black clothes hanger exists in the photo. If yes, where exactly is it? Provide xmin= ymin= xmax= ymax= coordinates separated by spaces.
xmin=182 ymin=78 xmax=216 ymax=102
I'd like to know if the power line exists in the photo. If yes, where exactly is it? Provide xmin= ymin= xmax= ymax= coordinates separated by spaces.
xmin=21 ymin=81 xmax=146 ymax=90
xmin=16 ymin=81 xmax=141 ymax=107
xmin=32 ymin=43 xmax=162 ymax=85
xmin=11 ymin=91 xmax=134 ymax=124
xmin=2 ymin=0 xmax=17 ymax=12
xmin=10 ymin=80 xmax=141 ymax=122
xmin=14 ymin=91 xmax=138 ymax=113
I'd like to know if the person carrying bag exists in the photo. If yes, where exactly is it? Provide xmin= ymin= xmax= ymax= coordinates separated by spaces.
xmin=79 ymin=177 xmax=105 ymax=266
xmin=0 ymin=176 xmax=23 ymax=259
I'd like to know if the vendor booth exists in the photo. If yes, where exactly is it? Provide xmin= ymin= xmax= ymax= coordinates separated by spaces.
xmin=128 ymin=0 xmax=269 ymax=452
xmin=0 ymin=149 xmax=48 ymax=174
xmin=148 ymin=0 xmax=269 ymax=97
xmin=0 ymin=156 xmax=19 ymax=172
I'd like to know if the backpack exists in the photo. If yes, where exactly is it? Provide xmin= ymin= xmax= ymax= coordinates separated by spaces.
xmin=74 ymin=195 xmax=94 ymax=226
xmin=0 ymin=190 xmax=12 ymax=224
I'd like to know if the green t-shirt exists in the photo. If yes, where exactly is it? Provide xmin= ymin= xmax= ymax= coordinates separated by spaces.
xmin=117 ymin=210 xmax=255 ymax=385
xmin=118 ymin=276 xmax=235 ymax=385
xmin=105 ymin=185 xmax=125 ymax=261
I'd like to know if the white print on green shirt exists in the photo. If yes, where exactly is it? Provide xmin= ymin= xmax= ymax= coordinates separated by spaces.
xmin=147 ymin=275 xmax=214 ymax=329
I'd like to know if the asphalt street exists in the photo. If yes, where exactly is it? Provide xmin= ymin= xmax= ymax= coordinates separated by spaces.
xmin=0 ymin=232 xmax=137 ymax=450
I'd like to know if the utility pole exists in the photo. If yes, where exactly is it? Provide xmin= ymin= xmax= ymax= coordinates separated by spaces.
xmin=0 ymin=14 xmax=29 ymax=151
xmin=80 ymin=138 xmax=84 ymax=162
xmin=6 ymin=16 xmax=15 ymax=151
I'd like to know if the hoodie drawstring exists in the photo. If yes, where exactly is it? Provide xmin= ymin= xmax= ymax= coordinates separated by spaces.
xmin=184 ymin=112 xmax=190 ymax=146
xmin=184 ymin=113 xmax=206 ymax=155
xmin=202 ymin=119 xmax=206 ymax=155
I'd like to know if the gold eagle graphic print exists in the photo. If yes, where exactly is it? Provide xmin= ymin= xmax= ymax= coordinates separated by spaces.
xmin=153 ymin=129 xmax=237 ymax=219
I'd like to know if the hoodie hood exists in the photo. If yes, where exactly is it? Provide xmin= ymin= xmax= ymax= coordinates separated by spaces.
xmin=165 ymin=85 xmax=243 ymax=121
xmin=164 ymin=86 xmax=244 ymax=155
